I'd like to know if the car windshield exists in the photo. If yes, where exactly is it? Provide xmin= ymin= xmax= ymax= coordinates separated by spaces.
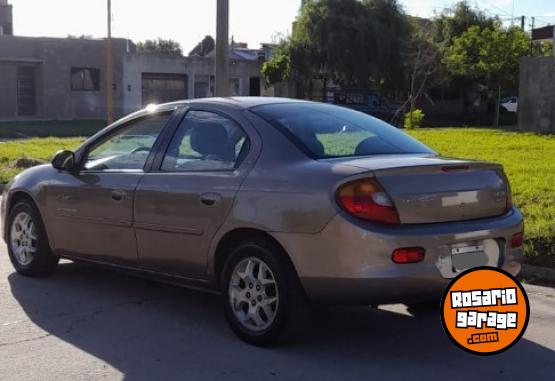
xmin=252 ymin=103 xmax=435 ymax=158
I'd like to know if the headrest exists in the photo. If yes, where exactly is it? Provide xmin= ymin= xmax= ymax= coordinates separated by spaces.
xmin=190 ymin=122 xmax=229 ymax=156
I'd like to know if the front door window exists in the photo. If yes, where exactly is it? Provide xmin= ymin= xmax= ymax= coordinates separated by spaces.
xmin=83 ymin=112 xmax=171 ymax=171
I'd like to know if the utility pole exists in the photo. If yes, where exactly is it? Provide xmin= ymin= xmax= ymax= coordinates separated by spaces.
xmin=106 ymin=0 xmax=114 ymax=123
xmin=521 ymin=16 xmax=525 ymax=31
xmin=529 ymin=17 xmax=535 ymax=55
xmin=215 ymin=0 xmax=229 ymax=97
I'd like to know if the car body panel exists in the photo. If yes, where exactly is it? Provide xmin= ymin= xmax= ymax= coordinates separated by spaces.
xmin=45 ymin=171 xmax=143 ymax=265
xmin=501 ymin=96 xmax=518 ymax=113
xmin=133 ymin=104 xmax=263 ymax=278
xmin=272 ymin=207 xmax=523 ymax=304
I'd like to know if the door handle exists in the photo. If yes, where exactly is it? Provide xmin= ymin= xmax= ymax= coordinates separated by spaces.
xmin=200 ymin=193 xmax=222 ymax=207
xmin=111 ymin=190 xmax=128 ymax=202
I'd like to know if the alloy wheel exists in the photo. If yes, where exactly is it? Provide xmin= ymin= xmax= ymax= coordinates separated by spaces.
xmin=228 ymin=257 xmax=279 ymax=332
xmin=10 ymin=212 xmax=38 ymax=266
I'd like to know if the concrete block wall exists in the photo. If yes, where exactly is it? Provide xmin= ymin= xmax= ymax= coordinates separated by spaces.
xmin=518 ymin=57 xmax=555 ymax=133
xmin=0 ymin=35 xmax=130 ymax=121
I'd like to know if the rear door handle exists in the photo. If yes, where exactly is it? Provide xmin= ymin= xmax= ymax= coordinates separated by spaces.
xmin=200 ymin=193 xmax=222 ymax=207
xmin=111 ymin=190 xmax=128 ymax=202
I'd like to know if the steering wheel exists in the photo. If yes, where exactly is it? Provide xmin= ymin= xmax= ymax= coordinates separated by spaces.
xmin=130 ymin=146 xmax=151 ymax=154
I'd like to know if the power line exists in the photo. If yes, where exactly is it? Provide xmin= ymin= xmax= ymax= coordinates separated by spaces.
xmin=474 ymin=0 xmax=512 ymax=17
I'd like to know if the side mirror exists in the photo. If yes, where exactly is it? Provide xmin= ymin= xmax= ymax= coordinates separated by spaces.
xmin=52 ymin=150 xmax=76 ymax=171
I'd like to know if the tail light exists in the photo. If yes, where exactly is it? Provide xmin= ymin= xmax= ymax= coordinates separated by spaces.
xmin=392 ymin=248 xmax=426 ymax=264
xmin=511 ymin=232 xmax=524 ymax=248
xmin=336 ymin=178 xmax=400 ymax=224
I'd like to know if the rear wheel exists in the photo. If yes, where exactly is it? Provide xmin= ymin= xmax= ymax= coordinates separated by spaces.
xmin=221 ymin=238 xmax=307 ymax=346
xmin=7 ymin=201 xmax=59 ymax=276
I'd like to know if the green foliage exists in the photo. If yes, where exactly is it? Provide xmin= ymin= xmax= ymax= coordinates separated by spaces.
xmin=426 ymin=1 xmax=499 ymax=91
xmin=261 ymin=43 xmax=291 ymax=87
xmin=444 ymin=24 xmax=529 ymax=91
xmin=404 ymin=109 xmax=425 ymax=129
xmin=431 ymin=1 xmax=497 ymax=46
xmin=287 ymin=0 xmax=410 ymax=92
xmin=136 ymin=38 xmax=183 ymax=56
xmin=532 ymin=41 xmax=553 ymax=57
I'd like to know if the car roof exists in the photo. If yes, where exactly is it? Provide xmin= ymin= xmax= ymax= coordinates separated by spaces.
xmin=157 ymin=97 xmax=312 ymax=110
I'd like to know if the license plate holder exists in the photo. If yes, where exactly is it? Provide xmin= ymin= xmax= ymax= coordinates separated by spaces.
xmin=451 ymin=244 xmax=489 ymax=270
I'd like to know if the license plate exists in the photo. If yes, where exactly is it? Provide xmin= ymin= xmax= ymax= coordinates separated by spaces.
xmin=451 ymin=244 xmax=489 ymax=270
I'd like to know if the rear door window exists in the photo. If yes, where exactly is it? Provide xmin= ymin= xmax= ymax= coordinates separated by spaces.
xmin=161 ymin=111 xmax=249 ymax=171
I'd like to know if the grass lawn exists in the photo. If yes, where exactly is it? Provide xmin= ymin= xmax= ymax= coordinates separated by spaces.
xmin=0 ymin=127 xmax=553 ymax=266
xmin=0 ymin=137 xmax=85 ymax=183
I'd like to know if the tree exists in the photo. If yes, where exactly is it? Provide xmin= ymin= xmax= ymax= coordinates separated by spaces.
xmin=427 ymin=2 xmax=500 ymax=115
xmin=394 ymin=18 xmax=440 ymax=126
xmin=189 ymin=35 xmax=215 ymax=56
xmin=261 ymin=42 xmax=291 ymax=87
xmin=532 ymin=41 xmax=553 ymax=57
xmin=444 ymin=24 xmax=529 ymax=126
xmin=432 ymin=1 xmax=496 ymax=46
xmin=280 ymin=0 xmax=410 ymax=98
xmin=136 ymin=38 xmax=183 ymax=56
xmin=362 ymin=0 xmax=410 ymax=93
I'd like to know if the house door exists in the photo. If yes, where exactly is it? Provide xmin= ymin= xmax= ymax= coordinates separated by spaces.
xmin=142 ymin=73 xmax=188 ymax=106
xmin=249 ymin=77 xmax=261 ymax=96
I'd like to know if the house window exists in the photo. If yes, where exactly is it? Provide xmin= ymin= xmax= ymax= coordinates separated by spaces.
xmin=17 ymin=66 xmax=37 ymax=116
xmin=71 ymin=68 xmax=100 ymax=91
xmin=229 ymin=78 xmax=240 ymax=96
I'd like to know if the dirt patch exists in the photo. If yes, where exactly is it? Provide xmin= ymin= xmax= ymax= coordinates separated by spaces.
xmin=9 ymin=157 xmax=46 ymax=169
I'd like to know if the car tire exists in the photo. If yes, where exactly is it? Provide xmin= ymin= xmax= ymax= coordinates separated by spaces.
xmin=221 ymin=238 xmax=308 ymax=346
xmin=7 ymin=201 xmax=59 ymax=277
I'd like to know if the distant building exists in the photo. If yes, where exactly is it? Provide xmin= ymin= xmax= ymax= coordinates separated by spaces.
xmin=0 ymin=34 xmax=266 ymax=121
xmin=0 ymin=1 xmax=267 ymax=121
xmin=0 ymin=0 xmax=13 ymax=36
xmin=0 ymin=36 xmax=132 ymax=120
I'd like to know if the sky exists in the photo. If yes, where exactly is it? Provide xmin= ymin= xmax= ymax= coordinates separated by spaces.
xmin=8 ymin=0 xmax=555 ymax=53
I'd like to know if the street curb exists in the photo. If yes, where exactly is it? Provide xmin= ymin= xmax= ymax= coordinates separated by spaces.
xmin=520 ymin=263 xmax=555 ymax=285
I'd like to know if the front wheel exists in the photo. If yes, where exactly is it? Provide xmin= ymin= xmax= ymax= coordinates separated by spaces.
xmin=221 ymin=239 xmax=307 ymax=346
xmin=7 ymin=201 xmax=59 ymax=277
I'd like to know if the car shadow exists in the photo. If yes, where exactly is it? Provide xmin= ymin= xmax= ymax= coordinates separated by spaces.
xmin=7 ymin=261 xmax=555 ymax=380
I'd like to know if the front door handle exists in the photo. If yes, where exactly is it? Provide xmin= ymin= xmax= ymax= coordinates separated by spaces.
xmin=200 ymin=193 xmax=222 ymax=207
xmin=111 ymin=190 xmax=128 ymax=202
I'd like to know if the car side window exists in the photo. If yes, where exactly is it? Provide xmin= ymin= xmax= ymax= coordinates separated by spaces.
xmin=83 ymin=112 xmax=171 ymax=171
xmin=161 ymin=111 xmax=248 ymax=172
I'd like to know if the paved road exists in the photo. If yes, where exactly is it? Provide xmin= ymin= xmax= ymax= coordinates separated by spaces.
xmin=0 ymin=244 xmax=554 ymax=381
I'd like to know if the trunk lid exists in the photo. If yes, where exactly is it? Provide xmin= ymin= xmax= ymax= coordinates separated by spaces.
xmin=335 ymin=155 xmax=509 ymax=224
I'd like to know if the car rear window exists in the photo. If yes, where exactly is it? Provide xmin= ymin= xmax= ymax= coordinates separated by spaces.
xmin=252 ymin=103 xmax=434 ymax=158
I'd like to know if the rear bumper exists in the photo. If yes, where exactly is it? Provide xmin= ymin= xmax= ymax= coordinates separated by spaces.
xmin=272 ymin=207 xmax=524 ymax=305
